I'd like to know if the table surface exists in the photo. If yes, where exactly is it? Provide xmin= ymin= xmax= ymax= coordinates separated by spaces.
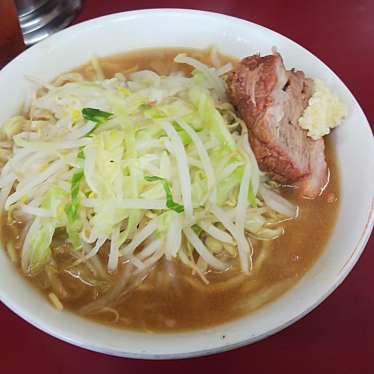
xmin=1 ymin=0 xmax=373 ymax=373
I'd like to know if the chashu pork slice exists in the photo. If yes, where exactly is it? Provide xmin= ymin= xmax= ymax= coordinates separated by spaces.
xmin=227 ymin=53 xmax=328 ymax=198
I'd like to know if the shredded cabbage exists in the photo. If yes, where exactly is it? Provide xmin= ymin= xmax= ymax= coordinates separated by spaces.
xmin=0 ymin=53 xmax=297 ymax=278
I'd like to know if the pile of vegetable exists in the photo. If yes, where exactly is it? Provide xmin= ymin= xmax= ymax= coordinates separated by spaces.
xmin=0 ymin=54 xmax=297 ymax=282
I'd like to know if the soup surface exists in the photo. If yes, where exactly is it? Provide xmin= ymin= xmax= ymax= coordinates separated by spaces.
xmin=0 ymin=48 xmax=340 ymax=331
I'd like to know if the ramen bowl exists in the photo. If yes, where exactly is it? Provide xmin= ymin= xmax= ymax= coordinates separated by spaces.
xmin=0 ymin=9 xmax=373 ymax=359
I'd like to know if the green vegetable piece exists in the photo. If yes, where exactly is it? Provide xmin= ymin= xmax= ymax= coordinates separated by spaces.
xmin=41 ymin=185 xmax=66 ymax=220
xmin=64 ymin=169 xmax=84 ymax=248
xmin=144 ymin=107 xmax=165 ymax=119
xmin=65 ymin=169 xmax=84 ymax=221
xmin=82 ymin=108 xmax=113 ymax=123
xmin=66 ymin=221 xmax=82 ymax=250
xmin=172 ymin=122 xmax=192 ymax=145
xmin=248 ymin=182 xmax=257 ymax=208
xmin=188 ymin=87 xmax=236 ymax=149
xmin=77 ymin=148 xmax=85 ymax=160
xmin=192 ymin=224 xmax=202 ymax=236
xmin=28 ymin=221 xmax=55 ymax=274
xmin=144 ymin=176 xmax=184 ymax=213
xmin=82 ymin=108 xmax=113 ymax=135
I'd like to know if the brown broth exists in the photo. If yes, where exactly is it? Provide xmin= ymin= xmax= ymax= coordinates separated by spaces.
xmin=74 ymin=48 xmax=236 ymax=79
xmin=0 ymin=48 xmax=340 ymax=332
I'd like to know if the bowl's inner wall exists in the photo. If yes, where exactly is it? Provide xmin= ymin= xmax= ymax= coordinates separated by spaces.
xmin=0 ymin=10 xmax=372 ymax=358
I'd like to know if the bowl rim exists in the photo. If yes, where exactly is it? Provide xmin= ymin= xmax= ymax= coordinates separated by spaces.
xmin=0 ymin=8 xmax=373 ymax=359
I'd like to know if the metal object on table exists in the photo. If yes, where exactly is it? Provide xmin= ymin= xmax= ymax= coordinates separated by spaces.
xmin=15 ymin=0 xmax=82 ymax=46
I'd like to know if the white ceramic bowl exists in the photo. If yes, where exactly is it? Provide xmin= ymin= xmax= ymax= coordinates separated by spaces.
xmin=0 ymin=9 xmax=373 ymax=359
